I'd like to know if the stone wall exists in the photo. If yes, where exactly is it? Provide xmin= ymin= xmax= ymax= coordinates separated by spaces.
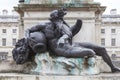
xmin=0 ymin=73 xmax=120 ymax=80
xmin=0 ymin=60 xmax=35 ymax=73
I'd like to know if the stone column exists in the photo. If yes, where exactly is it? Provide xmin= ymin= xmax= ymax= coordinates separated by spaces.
xmin=14 ymin=7 xmax=24 ymax=39
xmin=95 ymin=6 xmax=106 ymax=44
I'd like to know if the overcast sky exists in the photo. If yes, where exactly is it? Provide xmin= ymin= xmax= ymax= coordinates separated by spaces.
xmin=0 ymin=0 xmax=120 ymax=14
xmin=94 ymin=0 xmax=120 ymax=14
xmin=0 ymin=0 xmax=18 ymax=14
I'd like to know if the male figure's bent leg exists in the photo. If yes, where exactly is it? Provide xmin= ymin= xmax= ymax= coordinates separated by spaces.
xmin=55 ymin=47 xmax=95 ymax=58
xmin=76 ymin=42 xmax=120 ymax=72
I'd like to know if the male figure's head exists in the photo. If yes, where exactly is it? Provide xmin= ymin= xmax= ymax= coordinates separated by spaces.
xmin=58 ymin=8 xmax=67 ymax=19
xmin=50 ymin=8 xmax=67 ymax=20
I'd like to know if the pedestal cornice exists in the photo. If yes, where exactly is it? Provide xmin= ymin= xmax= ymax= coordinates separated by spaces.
xmin=14 ymin=3 xmax=106 ymax=14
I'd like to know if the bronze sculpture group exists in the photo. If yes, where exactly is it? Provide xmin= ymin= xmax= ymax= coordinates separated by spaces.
xmin=12 ymin=8 xmax=120 ymax=73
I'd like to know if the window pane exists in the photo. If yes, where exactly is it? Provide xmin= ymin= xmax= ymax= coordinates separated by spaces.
xmin=2 ymin=55 xmax=6 ymax=60
xmin=12 ymin=29 xmax=17 ymax=33
xmin=101 ymin=38 xmax=105 ymax=46
xmin=101 ymin=29 xmax=105 ymax=34
xmin=2 ymin=38 xmax=6 ymax=46
xmin=111 ymin=29 xmax=116 ymax=33
xmin=2 ymin=29 xmax=6 ymax=33
xmin=0 ymin=52 xmax=8 ymax=60
xmin=12 ymin=38 xmax=16 ymax=46
xmin=111 ymin=38 xmax=116 ymax=46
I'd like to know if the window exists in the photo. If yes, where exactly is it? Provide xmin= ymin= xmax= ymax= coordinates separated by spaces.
xmin=111 ymin=38 xmax=116 ymax=46
xmin=2 ymin=38 xmax=6 ymax=46
xmin=0 ymin=55 xmax=7 ymax=60
xmin=12 ymin=29 xmax=17 ymax=33
xmin=101 ymin=38 xmax=105 ymax=46
xmin=0 ymin=52 xmax=8 ymax=60
xmin=2 ymin=29 xmax=6 ymax=33
xmin=111 ymin=29 xmax=116 ymax=34
xmin=101 ymin=29 xmax=105 ymax=34
xmin=12 ymin=38 xmax=16 ymax=46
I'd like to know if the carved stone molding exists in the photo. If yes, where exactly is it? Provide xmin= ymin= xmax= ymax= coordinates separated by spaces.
xmin=14 ymin=3 xmax=106 ymax=12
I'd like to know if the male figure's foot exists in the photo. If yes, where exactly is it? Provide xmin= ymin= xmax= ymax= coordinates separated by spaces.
xmin=112 ymin=67 xmax=120 ymax=73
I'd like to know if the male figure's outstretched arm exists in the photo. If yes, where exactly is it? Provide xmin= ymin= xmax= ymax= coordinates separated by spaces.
xmin=71 ymin=19 xmax=82 ymax=36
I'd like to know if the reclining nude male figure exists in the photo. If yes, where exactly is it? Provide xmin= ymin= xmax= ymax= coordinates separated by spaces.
xmin=25 ymin=8 xmax=120 ymax=73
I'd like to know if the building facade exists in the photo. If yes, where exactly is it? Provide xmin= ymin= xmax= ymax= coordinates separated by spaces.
xmin=101 ymin=9 xmax=120 ymax=57
xmin=0 ymin=10 xmax=19 ymax=61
